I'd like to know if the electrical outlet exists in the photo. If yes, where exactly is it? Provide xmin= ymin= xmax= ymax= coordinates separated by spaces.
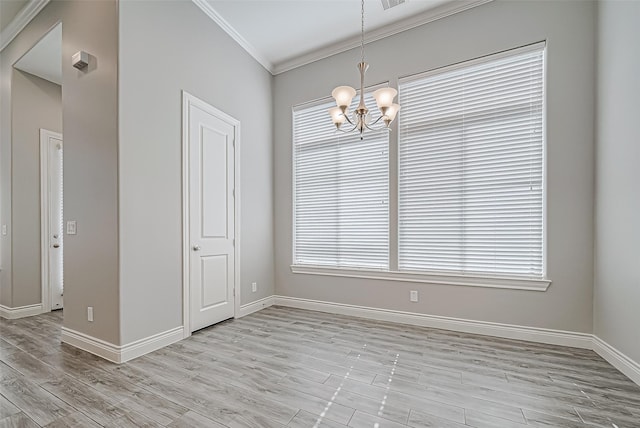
xmin=251 ymin=282 xmax=257 ymax=293
xmin=87 ymin=307 xmax=93 ymax=322
xmin=410 ymin=290 xmax=418 ymax=302
xmin=1 ymin=225 xmax=6 ymax=235
xmin=66 ymin=220 xmax=77 ymax=235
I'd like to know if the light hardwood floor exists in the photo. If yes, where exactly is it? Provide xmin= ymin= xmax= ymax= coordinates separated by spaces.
xmin=1 ymin=307 xmax=639 ymax=427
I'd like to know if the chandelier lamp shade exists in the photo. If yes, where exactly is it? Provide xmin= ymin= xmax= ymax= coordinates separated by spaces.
xmin=328 ymin=0 xmax=401 ymax=139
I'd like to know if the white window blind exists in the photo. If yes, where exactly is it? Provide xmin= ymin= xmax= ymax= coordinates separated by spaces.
xmin=398 ymin=43 xmax=545 ymax=278
xmin=293 ymin=93 xmax=389 ymax=269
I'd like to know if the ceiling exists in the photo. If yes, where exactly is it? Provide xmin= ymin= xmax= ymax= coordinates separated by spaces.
xmin=2 ymin=0 xmax=489 ymax=75
xmin=199 ymin=0 xmax=490 ymax=74
xmin=0 ymin=0 xmax=28 ymax=32
xmin=14 ymin=21 xmax=61 ymax=85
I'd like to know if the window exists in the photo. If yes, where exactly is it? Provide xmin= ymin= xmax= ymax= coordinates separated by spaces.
xmin=398 ymin=43 xmax=545 ymax=279
xmin=292 ymin=43 xmax=547 ymax=288
xmin=293 ymin=92 xmax=389 ymax=269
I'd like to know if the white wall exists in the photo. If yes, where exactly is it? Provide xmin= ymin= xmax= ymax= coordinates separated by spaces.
xmin=118 ymin=0 xmax=274 ymax=344
xmin=0 ymin=0 xmax=120 ymax=343
xmin=274 ymin=0 xmax=596 ymax=332
xmin=594 ymin=0 xmax=640 ymax=363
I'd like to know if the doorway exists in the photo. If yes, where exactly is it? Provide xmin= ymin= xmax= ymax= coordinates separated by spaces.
xmin=9 ymin=21 xmax=63 ymax=317
xmin=182 ymin=92 xmax=240 ymax=335
xmin=40 ymin=129 xmax=63 ymax=311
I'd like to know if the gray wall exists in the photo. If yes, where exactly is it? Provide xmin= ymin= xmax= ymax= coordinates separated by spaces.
xmin=0 ymin=0 xmax=120 ymax=344
xmin=274 ymin=0 xmax=597 ymax=332
xmin=594 ymin=1 xmax=640 ymax=362
xmin=11 ymin=70 xmax=61 ymax=307
xmin=118 ymin=1 xmax=274 ymax=344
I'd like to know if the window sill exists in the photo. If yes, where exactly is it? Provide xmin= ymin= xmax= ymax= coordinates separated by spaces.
xmin=290 ymin=265 xmax=551 ymax=292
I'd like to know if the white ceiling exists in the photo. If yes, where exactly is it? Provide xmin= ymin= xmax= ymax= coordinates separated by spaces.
xmin=200 ymin=0 xmax=490 ymax=74
xmin=2 ymin=0 xmax=488 ymax=76
xmin=14 ymin=22 xmax=61 ymax=85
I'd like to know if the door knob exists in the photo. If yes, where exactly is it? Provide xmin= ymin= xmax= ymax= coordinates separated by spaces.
xmin=193 ymin=245 xmax=201 ymax=251
xmin=53 ymin=244 xmax=60 ymax=248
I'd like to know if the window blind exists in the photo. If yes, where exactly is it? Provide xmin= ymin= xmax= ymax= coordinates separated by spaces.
xmin=293 ymin=93 xmax=389 ymax=269
xmin=398 ymin=43 xmax=545 ymax=278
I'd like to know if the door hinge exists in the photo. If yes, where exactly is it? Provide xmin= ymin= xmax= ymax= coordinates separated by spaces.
xmin=233 ymin=287 xmax=236 ymax=297
xmin=232 ymin=188 xmax=235 ymax=197
xmin=232 ymin=239 xmax=235 ymax=246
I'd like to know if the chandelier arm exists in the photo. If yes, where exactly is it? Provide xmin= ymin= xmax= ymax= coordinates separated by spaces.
xmin=368 ymin=115 xmax=385 ymax=126
xmin=364 ymin=121 xmax=390 ymax=132
xmin=336 ymin=124 xmax=360 ymax=134
xmin=342 ymin=112 xmax=356 ymax=126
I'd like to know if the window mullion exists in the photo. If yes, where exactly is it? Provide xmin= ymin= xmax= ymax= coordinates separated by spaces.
xmin=389 ymin=79 xmax=400 ymax=272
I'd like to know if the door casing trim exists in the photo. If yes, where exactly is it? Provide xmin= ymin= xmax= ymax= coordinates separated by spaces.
xmin=181 ymin=91 xmax=241 ymax=337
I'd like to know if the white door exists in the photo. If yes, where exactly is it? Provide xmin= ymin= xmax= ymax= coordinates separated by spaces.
xmin=187 ymin=96 xmax=236 ymax=332
xmin=41 ymin=129 xmax=64 ymax=310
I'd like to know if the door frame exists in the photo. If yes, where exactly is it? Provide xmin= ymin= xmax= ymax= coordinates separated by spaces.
xmin=39 ymin=128 xmax=63 ymax=313
xmin=181 ymin=91 xmax=241 ymax=338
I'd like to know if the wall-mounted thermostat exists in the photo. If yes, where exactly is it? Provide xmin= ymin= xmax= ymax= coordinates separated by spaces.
xmin=72 ymin=51 xmax=89 ymax=70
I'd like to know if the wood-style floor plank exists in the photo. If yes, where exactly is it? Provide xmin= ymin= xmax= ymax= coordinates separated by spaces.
xmin=463 ymin=409 xmax=528 ymax=428
xmin=0 ymin=395 xmax=20 ymax=420
xmin=1 ymin=306 xmax=640 ymax=427
xmin=166 ymin=410 xmax=227 ymax=428
xmin=0 ymin=412 xmax=39 ymax=428
xmin=43 ymin=411 xmax=102 ymax=428
xmin=0 ymin=376 xmax=73 ymax=426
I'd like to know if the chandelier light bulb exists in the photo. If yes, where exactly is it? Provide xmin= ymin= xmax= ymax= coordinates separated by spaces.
xmin=331 ymin=86 xmax=357 ymax=109
xmin=373 ymin=87 xmax=398 ymax=110
xmin=384 ymin=103 xmax=401 ymax=124
xmin=328 ymin=107 xmax=346 ymax=127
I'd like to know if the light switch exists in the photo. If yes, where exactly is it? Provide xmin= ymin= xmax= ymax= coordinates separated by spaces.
xmin=1 ymin=225 xmax=6 ymax=235
xmin=66 ymin=221 xmax=77 ymax=235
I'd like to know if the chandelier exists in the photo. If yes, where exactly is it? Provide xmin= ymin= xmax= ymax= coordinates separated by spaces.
xmin=328 ymin=0 xmax=401 ymax=139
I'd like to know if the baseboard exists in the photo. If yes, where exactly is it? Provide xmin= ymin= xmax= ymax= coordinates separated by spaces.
xmin=61 ymin=327 xmax=121 ymax=363
xmin=0 ymin=303 xmax=43 ymax=320
xmin=57 ymin=295 xmax=640 ymax=387
xmin=593 ymin=336 xmax=640 ymax=386
xmin=238 ymin=295 xmax=275 ymax=318
xmin=272 ymin=295 xmax=593 ymax=349
xmin=62 ymin=326 xmax=184 ymax=364
xmin=120 ymin=326 xmax=184 ymax=363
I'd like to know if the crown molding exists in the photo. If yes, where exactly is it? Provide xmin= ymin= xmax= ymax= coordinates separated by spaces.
xmin=0 ymin=0 xmax=50 ymax=52
xmin=192 ymin=0 xmax=491 ymax=76
xmin=273 ymin=0 xmax=493 ymax=74
xmin=192 ymin=0 xmax=275 ymax=73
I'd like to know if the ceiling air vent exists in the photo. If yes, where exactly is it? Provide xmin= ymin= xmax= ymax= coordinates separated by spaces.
xmin=381 ymin=0 xmax=406 ymax=10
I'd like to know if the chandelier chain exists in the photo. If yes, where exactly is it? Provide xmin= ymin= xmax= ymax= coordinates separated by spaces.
xmin=361 ymin=0 xmax=365 ymax=64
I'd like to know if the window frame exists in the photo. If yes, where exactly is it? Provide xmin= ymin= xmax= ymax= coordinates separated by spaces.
xmin=291 ymin=42 xmax=550 ymax=292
